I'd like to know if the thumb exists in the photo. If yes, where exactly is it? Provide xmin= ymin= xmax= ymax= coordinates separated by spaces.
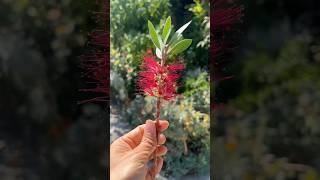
xmin=134 ymin=120 xmax=157 ymax=163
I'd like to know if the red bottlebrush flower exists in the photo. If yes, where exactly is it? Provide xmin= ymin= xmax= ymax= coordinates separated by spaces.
xmin=138 ymin=55 xmax=185 ymax=101
xmin=211 ymin=0 xmax=243 ymax=111
xmin=80 ymin=0 xmax=109 ymax=104
xmin=211 ymin=0 xmax=242 ymax=82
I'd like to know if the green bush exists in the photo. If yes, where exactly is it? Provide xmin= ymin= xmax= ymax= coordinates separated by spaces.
xmin=214 ymin=36 xmax=320 ymax=179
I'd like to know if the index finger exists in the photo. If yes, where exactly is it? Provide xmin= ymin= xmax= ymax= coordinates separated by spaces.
xmin=137 ymin=120 xmax=169 ymax=132
xmin=117 ymin=120 xmax=169 ymax=149
xmin=154 ymin=120 xmax=169 ymax=132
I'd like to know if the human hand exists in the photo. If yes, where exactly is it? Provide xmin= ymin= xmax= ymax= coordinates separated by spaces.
xmin=110 ymin=120 xmax=169 ymax=180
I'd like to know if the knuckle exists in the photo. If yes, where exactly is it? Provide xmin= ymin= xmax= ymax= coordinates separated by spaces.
xmin=142 ymin=137 xmax=155 ymax=148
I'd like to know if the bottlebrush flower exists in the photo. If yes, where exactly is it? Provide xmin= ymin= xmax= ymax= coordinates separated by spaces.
xmin=138 ymin=17 xmax=192 ymax=179
xmin=138 ymin=55 xmax=185 ymax=101
xmin=211 ymin=0 xmax=243 ymax=111
xmin=80 ymin=1 xmax=109 ymax=104
xmin=211 ymin=0 xmax=242 ymax=82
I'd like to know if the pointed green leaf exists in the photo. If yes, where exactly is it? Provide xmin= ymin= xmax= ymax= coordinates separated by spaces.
xmin=162 ymin=16 xmax=171 ymax=43
xmin=158 ymin=34 xmax=164 ymax=49
xmin=168 ymin=20 xmax=192 ymax=46
xmin=168 ymin=32 xmax=182 ymax=46
xmin=177 ymin=20 xmax=192 ymax=34
xmin=148 ymin=20 xmax=160 ymax=49
xmin=170 ymin=39 xmax=192 ymax=55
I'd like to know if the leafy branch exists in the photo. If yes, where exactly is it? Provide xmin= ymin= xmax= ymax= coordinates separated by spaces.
xmin=147 ymin=16 xmax=192 ymax=65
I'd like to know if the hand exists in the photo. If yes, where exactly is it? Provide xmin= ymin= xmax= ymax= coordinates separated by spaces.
xmin=110 ymin=120 xmax=169 ymax=180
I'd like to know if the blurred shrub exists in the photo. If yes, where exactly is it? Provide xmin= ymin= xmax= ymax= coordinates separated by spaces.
xmin=0 ymin=0 xmax=105 ymax=179
xmin=214 ymin=35 xmax=320 ymax=179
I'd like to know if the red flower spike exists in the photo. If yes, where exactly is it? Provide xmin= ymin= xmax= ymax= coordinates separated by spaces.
xmin=80 ymin=0 xmax=109 ymax=104
xmin=211 ymin=0 xmax=243 ymax=82
xmin=211 ymin=0 xmax=243 ymax=111
xmin=138 ymin=55 xmax=185 ymax=101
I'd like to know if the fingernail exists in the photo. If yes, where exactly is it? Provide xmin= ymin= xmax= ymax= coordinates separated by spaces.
xmin=145 ymin=120 xmax=155 ymax=131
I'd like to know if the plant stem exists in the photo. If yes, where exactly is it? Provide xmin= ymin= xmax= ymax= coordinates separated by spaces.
xmin=152 ymin=96 xmax=161 ymax=179
xmin=161 ymin=46 xmax=168 ymax=66
xmin=153 ymin=46 xmax=167 ymax=179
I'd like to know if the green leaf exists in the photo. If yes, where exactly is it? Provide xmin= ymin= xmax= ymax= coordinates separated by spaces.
xmin=158 ymin=34 xmax=164 ymax=49
xmin=177 ymin=20 xmax=192 ymax=34
xmin=168 ymin=33 xmax=182 ymax=46
xmin=169 ymin=39 xmax=192 ymax=55
xmin=162 ymin=16 xmax=171 ymax=43
xmin=148 ymin=20 xmax=160 ymax=49
xmin=168 ymin=20 xmax=192 ymax=46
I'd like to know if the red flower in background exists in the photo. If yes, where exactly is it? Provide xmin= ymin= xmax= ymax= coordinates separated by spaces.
xmin=211 ymin=0 xmax=243 ymax=111
xmin=211 ymin=0 xmax=242 ymax=82
xmin=138 ymin=55 xmax=185 ymax=101
xmin=80 ymin=1 xmax=109 ymax=104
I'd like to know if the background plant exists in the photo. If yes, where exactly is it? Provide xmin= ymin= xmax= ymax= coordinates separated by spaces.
xmin=0 ymin=0 xmax=105 ymax=179
xmin=213 ymin=0 xmax=320 ymax=179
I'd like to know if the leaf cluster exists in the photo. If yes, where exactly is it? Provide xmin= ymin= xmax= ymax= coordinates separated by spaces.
xmin=147 ymin=17 xmax=192 ymax=59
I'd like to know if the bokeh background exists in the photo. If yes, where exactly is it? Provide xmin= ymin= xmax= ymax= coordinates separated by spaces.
xmin=214 ymin=0 xmax=320 ymax=179
xmin=110 ymin=0 xmax=209 ymax=179
xmin=0 ymin=0 xmax=106 ymax=179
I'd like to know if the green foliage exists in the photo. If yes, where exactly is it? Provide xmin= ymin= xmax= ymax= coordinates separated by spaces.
xmin=213 ymin=0 xmax=320 ymax=176
xmin=111 ymin=0 xmax=171 ymax=46
xmin=111 ymin=0 xmax=172 ymax=98
xmin=169 ymin=39 xmax=193 ymax=55
xmin=184 ymin=0 xmax=209 ymax=67
xmin=148 ymin=20 xmax=161 ymax=49
xmin=214 ymin=35 xmax=320 ymax=179
xmin=168 ymin=21 xmax=192 ymax=48
xmin=188 ymin=0 xmax=207 ymax=18
xmin=147 ymin=18 xmax=192 ymax=58
xmin=162 ymin=16 xmax=171 ymax=43
xmin=0 ymin=0 xmax=104 ymax=179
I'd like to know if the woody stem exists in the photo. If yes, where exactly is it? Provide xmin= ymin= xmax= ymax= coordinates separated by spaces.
xmin=152 ymin=96 xmax=161 ymax=179
xmin=161 ymin=46 xmax=168 ymax=66
xmin=153 ymin=47 xmax=167 ymax=179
